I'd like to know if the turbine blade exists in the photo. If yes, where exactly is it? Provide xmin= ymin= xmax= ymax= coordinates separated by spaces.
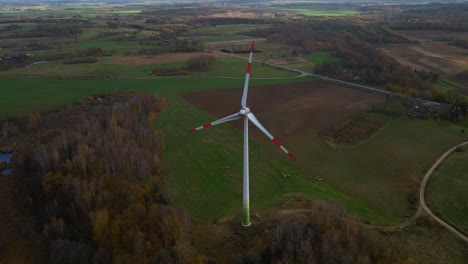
xmin=241 ymin=41 xmax=255 ymax=107
xmin=247 ymin=113 xmax=296 ymax=160
xmin=189 ymin=113 xmax=241 ymax=132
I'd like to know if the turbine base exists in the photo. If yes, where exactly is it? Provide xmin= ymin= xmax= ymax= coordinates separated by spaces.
xmin=241 ymin=222 xmax=251 ymax=227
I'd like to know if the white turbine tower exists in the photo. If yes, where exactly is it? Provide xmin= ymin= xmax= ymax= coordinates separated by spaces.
xmin=189 ymin=41 xmax=296 ymax=227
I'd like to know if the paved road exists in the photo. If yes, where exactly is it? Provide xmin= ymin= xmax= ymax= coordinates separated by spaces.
xmin=419 ymin=141 xmax=468 ymax=243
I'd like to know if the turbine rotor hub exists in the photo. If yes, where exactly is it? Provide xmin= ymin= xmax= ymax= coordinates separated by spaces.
xmin=239 ymin=107 xmax=250 ymax=116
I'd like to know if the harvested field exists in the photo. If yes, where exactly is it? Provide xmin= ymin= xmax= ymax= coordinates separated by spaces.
xmin=181 ymin=81 xmax=385 ymax=140
xmin=112 ymin=52 xmax=227 ymax=65
xmin=380 ymin=30 xmax=468 ymax=75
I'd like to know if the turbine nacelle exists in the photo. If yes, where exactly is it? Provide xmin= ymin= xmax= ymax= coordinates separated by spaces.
xmin=239 ymin=107 xmax=251 ymax=116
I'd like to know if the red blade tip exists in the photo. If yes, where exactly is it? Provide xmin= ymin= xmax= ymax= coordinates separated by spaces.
xmin=272 ymin=138 xmax=282 ymax=147
xmin=188 ymin=128 xmax=196 ymax=133
xmin=287 ymin=152 xmax=296 ymax=161
xmin=250 ymin=41 xmax=255 ymax=52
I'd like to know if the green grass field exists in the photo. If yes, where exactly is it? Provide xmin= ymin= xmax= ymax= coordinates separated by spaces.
xmin=196 ymin=35 xmax=251 ymax=44
xmin=0 ymin=76 xmax=403 ymax=224
xmin=0 ymin=77 xmax=305 ymax=118
xmin=0 ymin=57 xmax=298 ymax=79
xmin=286 ymin=52 xmax=337 ymax=71
xmin=191 ymin=24 xmax=272 ymax=44
xmin=1 ymin=76 xmax=466 ymax=226
xmin=427 ymin=149 xmax=468 ymax=234
xmin=192 ymin=24 xmax=272 ymax=36
xmin=289 ymin=9 xmax=358 ymax=17
xmin=286 ymin=117 xmax=467 ymax=222
xmin=305 ymin=52 xmax=337 ymax=64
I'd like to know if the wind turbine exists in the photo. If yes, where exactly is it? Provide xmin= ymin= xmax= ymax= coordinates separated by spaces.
xmin=188 ymin=41 xmax=296 ymax=227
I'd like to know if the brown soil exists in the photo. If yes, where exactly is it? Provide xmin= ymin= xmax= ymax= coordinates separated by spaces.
xmin=449 ymin=70 xmax=468 ymax=87
xmin=381 ymin=30 xmax=468 ymax=75
xmin=112 ymin=52 xmax=227 ymax=65
xmin=181 ymin=81 xmax=385 ymax=140
xmin=320 ymin=114 xmax=388 ymax=149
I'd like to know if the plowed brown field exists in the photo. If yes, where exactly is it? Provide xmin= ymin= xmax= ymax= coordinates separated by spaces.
xmin=181 ymin=81 xmax=385 ymax=139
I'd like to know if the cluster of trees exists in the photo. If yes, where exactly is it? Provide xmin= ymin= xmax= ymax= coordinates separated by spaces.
xmin=151 ymin=55 xmax=215 ymax=76
xmin=62 ymin=48 xmax=108 ymax=64
xmin=383 ymin=3 xmax=468 ymax=32
xmin=235 ymin=201 xmax=409 ymax=264
xmin=184 ymin=55 xmax=216 ymax=71
xmin=13 ymin=92 xmax=204 ymax=263
xmin=245 ymin=21 xmax=432 ymax=95
xmin=244 ymin=20 xmax=414 ymax=47
xmin=431 ymin=90 xmax=468 ymax=121
xmin=2 ymin=24 xmax=82 ymax=39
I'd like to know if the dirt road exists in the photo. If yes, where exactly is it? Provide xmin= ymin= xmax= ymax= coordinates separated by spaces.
xmin=419 ymin=141 xmax=468 ymax=243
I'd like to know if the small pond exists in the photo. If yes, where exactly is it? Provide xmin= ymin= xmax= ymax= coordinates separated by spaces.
xmin=0 ymin=152 xmax=12 ymax=174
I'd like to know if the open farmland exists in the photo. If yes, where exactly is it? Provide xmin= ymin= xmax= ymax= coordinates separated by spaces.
xmin=112 ymin=52 xmax=228 ymax=65
xmin=380 ymin=30 xmax=468 ymax=76
xmin=0 ymin=76 xmax=399 ymax=223
xmin=1 ymin=1 xmax=468 ymax=262
xmin=450 ymin=71 xmax=468 ymax=88
xmin=182 ymin=81 xmax=468 ymax=222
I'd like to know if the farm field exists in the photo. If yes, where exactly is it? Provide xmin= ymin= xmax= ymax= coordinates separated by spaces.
xmin=1 ymin=1 xmax=468 ymax=262
xmin=0 ymin=76 xmax=393 ymax=223
xmin=0 ymin=77 xmax=306 ymax=118
xmin=289 ymin=9 xmax=359 ymax=17
xmin=111 ymin=52 xmax=228 ymax=65
xmin=191 ymin=24 xmax=272 ymax=36
xmin=380 ymin=30 xmax=468 ymax=76
xmin=3 ymin=76 xmax=466 ymax=225
xmin=182 ymin=81 xmax=468 ymax=223
xmin=1 ymin=76 xmax=466 ymax=226
xmin=0 ymin=56 xmax=299 ymax=79
xmin=449 ymin=71 xmax=468 ymax=89
xmin=284 ymin=52 xmax=337 ymax=71
xmin=427 ymin=149 xmax=468 ymax=234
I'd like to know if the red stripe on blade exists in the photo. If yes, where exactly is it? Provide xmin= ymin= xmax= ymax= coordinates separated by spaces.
xmin=246 ymin=63 xmax=251 ymax=74
xmin=188 ymin=128 xmax=196 ymax=133
xmin=203 ymin=123 xmax=212 ymax=128
xmin=250 ymin=41 xmax=255 ymax=52
xmin=287 ymin=152 xmax=296 ymax=161
xmin=272 ymin=138 xmax=282 ymax=147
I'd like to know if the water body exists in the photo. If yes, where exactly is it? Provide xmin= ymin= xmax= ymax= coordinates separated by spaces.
xmin=0 ymin=152 xmax=12 ymax=174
